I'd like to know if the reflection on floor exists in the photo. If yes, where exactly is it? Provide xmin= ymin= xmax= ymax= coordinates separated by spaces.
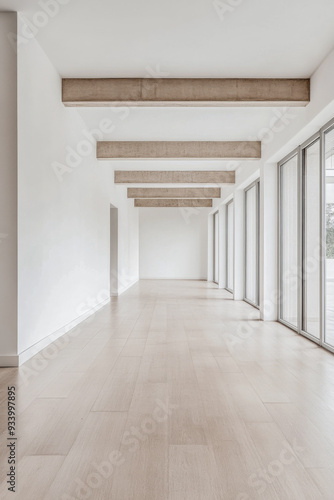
xmin=1 ymin=280 xmax=334 ymax=499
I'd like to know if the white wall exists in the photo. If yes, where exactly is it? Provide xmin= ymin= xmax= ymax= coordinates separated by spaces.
xmin=139 ymin=207 xmax=208 ymax=279
xmin=17 ymin=22 xmax=139 ymax=359
xmin=0 ymin=13 xmax=18 ymax=364
xmin=108 ymin=185 xmax=139 ymax=295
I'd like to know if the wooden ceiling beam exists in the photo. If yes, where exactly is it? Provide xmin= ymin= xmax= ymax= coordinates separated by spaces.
xmin=63 ymin=78 xmax=310 ymax=107
xmin=134 ymin=199 xmax=213 ymax=207
xmin=127 ymin=187 xmax=221 ymax=198
xmin=98 ymin=141 xmax=261 ymax=160
xmin=114 ymin=171 xmax=235 ymax=184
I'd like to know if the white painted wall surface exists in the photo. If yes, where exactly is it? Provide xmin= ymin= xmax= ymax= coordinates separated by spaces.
xmin=17 ymin=25 xmax=139 ymax=356
xmin=0 ymin=13 xmax=18 ymax=362
xmin=108 ymin=185 xmax=139 ymax=295
xmin=139 ymin=208 xmax=208 ymax=280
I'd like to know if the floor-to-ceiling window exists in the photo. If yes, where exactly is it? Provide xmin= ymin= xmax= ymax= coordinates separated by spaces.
xmin=277 ymin=117 xmax=334 ymax=353
xmin=226 ymin=201 xmax=234 ymax=293
xmin=213 ymin=211 xmax=219 ymax=284
xmin=324 ymin=125 xmax=334 ymax=348
xmin=244 ymin=181 xmax=260 ymax=307
xmin=279 ymin=153 xmax=299 ymax=328
xmin=302 ymin=138 xmax=321 ymax=340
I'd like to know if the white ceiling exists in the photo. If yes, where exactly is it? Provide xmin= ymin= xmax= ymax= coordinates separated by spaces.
xmin=75 ymin=107 xmax=278 ymax=141
xmin=73 ymin=105 xmax=299 ymax=175
xmin=1 ymin=0 xmax=334 ymax=179
xmin=1 ymin=0 xmax=334 ymax=78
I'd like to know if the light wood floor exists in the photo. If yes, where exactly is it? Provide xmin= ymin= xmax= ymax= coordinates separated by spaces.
xmin=1 ymin=280 xmax=334 ymax=499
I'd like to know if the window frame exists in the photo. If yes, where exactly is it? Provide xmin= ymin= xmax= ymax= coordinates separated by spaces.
xmin=225 ymin=199 xmax=234 ymax=294
xmin=244 ymin=180 xmax=260 ymax=309
xmin=300 ymin=133 xmax=321 ymax=344
xmin=213 ymin=211 xmax=219 ymax=285
xmin=278 ymin=149 xmax=299 ymax=331
xmin=277 ymin=116 xmax=334 ymax=355
xmin=320 ymin=119 xmax=334 ymax=353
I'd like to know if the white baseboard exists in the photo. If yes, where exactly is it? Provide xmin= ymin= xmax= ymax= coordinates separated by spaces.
xmin=15 ymin=297 xmax=110 ymax=367
xmin=0 ymin=356 xmax=20 ymax=368
xmin=111 ymin=278 xmax=138 ymax=296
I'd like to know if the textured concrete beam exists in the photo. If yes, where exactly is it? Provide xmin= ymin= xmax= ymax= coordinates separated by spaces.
xmin=63 ymin=78 xmax=310 ymax=106
xmin=134 ymin=199 xmax=213 ymax=207
xmin=98 ymin=141 xmax=261 ymax=160
xmin=115 ymin=171 xmax=235 ymax=184
xmin=128 ymin=187 xmax=221 ymax=198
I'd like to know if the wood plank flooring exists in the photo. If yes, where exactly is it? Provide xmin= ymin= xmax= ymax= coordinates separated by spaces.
xmin=1 ymin=280 xmax=334 ymax=499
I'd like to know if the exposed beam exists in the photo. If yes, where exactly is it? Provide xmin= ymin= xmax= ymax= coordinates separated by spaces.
xmin=98 ymin=141 xmax=261 ymax=160
xmin=115 ymin=171 xmax=235 ymax=184
xmin=62 ymin=78 xmax=310 ymax=107
xmin=134 ymin=199 xmax=212 ymax=208
xmin=128 ymin=187 xmax=221 ymax=198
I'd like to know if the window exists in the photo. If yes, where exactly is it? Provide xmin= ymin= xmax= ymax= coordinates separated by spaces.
xmin=279 ymin=154 xmax=299 ymax=328
xmin=325 ymin=126 xmax=334 ymax=348
xmin=277 ymin=119 xmax=334 ymax=352
xmin=245 ymin=181 xmax=260 ymax=307
xmin=226 ymin=201 xmax=234 ymax=292
xmin=302 ymin=139 xmax=321 ymax=339
xmin=213 ymin=212 xmax=219 ymax=284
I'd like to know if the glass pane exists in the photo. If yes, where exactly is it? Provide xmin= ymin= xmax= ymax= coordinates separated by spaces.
xmin=303 ymin=139 xmax=321 ymax=339
xmin=227 ymin=202 xmax=234 ymax=291
xmin=245 ymin=184 xmax=258 ymax=305
xmin=280 ymin=155 xmax=299 ymax=327
xmin=214 ymin=212 xmax=219 ymax=283
xmin=325 ymin=128 xmax=334 ymax=347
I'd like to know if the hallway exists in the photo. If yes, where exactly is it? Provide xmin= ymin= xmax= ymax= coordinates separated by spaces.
xmin=1 ymin=280 xmax=334 ymax=499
